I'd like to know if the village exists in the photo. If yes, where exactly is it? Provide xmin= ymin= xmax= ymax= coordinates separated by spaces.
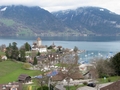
xmin=0 ymin=37 xmax=120 ymax=90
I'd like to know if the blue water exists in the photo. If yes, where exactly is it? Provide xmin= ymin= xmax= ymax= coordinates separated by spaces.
xmin=0 ymin=38 xmax=120 ymax=63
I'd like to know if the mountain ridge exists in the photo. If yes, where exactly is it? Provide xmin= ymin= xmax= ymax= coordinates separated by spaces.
xmin=52 ymin=6 xmax=120 ymax=36
xmin=0 ymin=5 xmax=120 ymax=37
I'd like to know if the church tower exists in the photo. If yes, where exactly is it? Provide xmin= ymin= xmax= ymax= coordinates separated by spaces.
xmin=37 ymin=37 xmax=42 ymax=46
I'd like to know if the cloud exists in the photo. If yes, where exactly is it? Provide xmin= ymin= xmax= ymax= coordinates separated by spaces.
xmin=0 ymin=0 xmax=120 ymax=14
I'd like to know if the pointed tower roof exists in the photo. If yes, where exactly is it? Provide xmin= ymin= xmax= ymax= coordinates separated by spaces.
xmin=37 ymin=37 xmax=41 ymax=41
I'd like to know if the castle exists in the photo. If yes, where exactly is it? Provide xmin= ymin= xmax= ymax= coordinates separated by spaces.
xmin=32 ymin=37 xmax=47 ymax=53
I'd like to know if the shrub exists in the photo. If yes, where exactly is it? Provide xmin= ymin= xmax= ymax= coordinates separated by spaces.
xmin=108 ymin=78 xmax=111 ymax=82
xmin=37 ymin=86 xmax=48 ymax=90
xmin=83 ymin=81 xmax=88 ymax=85
xmin=23 ymin=63 xmax=31 ymax=69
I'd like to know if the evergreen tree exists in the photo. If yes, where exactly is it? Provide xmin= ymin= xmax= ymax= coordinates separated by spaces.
xmin=19 ymin=48 xmax=26 ymax=62
xmin=11 ymin=42 xmax=19 ymax=60
xmin=37 ymin=51 xmax=41 ymax=56
xmin=73 ymin=46 xmax=78 ymax=53
xmin=5 ymin=46 xmax=12 ymax=58
xmin=111 ymin=52 xmax=120 ymax=75
xmin=25 ymin=42 xmax=31 ymax=51
xmin=5 ymin=42 xmax=19 ymax=60
xmin=33 ymin=56 xmax=37 ymax=65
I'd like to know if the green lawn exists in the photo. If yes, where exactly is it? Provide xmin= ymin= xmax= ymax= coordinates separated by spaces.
xmin=65 ymin=84 xmax=85 ymax=90
xmin=98 ymin=76 xmax=120 ymax=84
xmin=0 ymin=60 xmax=39 ymax=84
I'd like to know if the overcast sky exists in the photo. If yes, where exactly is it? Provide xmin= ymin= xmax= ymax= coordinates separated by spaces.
xmin=0 ymin=0 xmax=120 ymax=14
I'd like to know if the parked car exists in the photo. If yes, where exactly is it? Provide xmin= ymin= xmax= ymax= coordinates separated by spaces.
xmin=87 ymin=82 xmax=96 ymax=87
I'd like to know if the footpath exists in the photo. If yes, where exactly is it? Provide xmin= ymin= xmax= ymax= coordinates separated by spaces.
xmin=77 ymin=82 xmax=112 ymax=90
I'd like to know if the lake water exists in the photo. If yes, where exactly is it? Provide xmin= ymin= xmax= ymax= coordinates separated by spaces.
xmin=0 ymin=38 xmax=120 ymax=63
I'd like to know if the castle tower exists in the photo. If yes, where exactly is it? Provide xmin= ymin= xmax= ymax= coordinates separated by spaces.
xmin=37 ymin=37 xmax=42 ymax=46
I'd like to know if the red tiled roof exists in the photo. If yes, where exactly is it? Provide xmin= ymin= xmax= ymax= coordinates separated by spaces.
xmin=69 ymin=72 xmax=84 ymax=80
xmin=37 ymin=37 xmax=41 ymax=41
xmin=100 ymin=80 xmax=120 ymax=90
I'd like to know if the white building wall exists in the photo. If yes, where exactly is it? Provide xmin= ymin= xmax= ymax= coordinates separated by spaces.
xmin=39 ymin=48 xmax=47 ymax=53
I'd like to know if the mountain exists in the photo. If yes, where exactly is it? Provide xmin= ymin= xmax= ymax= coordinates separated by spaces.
xmin=0 ymin=5 xmax=69 ymax=37
xmin=52 ymin=7 xmax=120 ymax=36
xmin=0 ymin=5 xmax=120 ymax=38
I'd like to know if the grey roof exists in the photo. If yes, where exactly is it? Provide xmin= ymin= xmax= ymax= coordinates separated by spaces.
xmin=18 ymin=74 xmax=31 ymax=81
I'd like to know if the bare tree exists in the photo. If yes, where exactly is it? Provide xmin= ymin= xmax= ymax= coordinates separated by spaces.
xmin=91 ymin=58 xmax=115 ymax=78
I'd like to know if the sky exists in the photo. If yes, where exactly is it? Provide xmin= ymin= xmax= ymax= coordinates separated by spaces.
xmin=0 ymin=0 xmax=120 ymax=14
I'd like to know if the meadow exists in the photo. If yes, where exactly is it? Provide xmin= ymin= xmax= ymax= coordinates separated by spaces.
xmin=0 ymin=60 xmax=39 ymax=84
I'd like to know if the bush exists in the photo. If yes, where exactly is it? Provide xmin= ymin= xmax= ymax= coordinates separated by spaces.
xmin=108 ymin=78 xmax=111 ymax=82
xmin=83 ymin=82 xmax=88 ymax=85
xmin=37 ymin=86 xmax=48 ymax=90
xmin=23 ymin=63 xmax=31 ymax=69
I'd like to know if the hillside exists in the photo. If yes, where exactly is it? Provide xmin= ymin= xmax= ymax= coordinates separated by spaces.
xmin=0 ymin=60 xmax=38 ymax=84
xmin=0 ymin=5 xmax=120 ymax=37
xmin=0 ymin=5 xmax=71 ymax=37
xmin=53 ymin=7 xmax=120 ymax=36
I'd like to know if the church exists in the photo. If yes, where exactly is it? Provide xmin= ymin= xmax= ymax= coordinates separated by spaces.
xmin=32 ymin=37 xmax=47 ymax=53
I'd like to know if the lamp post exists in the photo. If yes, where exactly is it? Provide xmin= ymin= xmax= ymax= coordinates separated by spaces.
xmin=48 ymin=76 xmax=52 ymax=90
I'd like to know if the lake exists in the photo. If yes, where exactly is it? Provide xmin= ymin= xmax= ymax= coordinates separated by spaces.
xmin=0 ymin=38 xmax=120 ymax=63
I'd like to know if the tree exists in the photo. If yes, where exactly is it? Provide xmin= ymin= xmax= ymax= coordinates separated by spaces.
xmin=111 ymin=52 xmax=120 ymax=75
xmin=5 ymin=46 xmax=12 ymax=58
xmin=74 ymin=53 xmax=79 ymax=65
xmin=91 ymin=58 xmax=115 ymax=78
xmin=47 ymin=46 xmax=53 ymax=49
xmin=33 ymin=56 xmax=37 ymax=65
xmin=73 ymin=46 xmax=78 ymax=53
xmin=19 ymin=48 xmax=26 ymax=62
xmin=37 ymin=51 xmax=41 ymax=56
xmin=5 ymin=42 xmax=19 ymax=60
xmin=11 ymin=42 xmax=19 ymax=60
xmin=24 ymin=42 xmax=31 ymax=51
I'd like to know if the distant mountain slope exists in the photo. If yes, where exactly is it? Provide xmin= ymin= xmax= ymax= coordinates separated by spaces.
xmin=53 ymin=7 xmax=120 ymax=36
xmin=0 ymin=6 xmax=120 ymax=37
xmin=0 ymin=5 xmax=68 ymax=37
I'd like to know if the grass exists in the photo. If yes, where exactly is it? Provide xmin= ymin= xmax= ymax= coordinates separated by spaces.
xmin=98 ymin=76 xmax=120 ymax=84
xmin=0 ymin=18 xmax=15 ymax=26
xmin=0 ymin=60 xmax=40 ymax=84
xmin=65 ymin=84 xmax=85 ymax=90
xmin=0 ymin=51 xmax=5 ymax=55
xmin=18 ymin=28 xmax=33 ymax=36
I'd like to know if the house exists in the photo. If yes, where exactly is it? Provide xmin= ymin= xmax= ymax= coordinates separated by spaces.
xmin=100 ymin=80 xmax=120 ymax=90
xmin=52 ymin=71 xmax=66 ymax=81
xmin=79 ymin=64 xmax=93 ymax=74
xmin=69 ymin=71 xmax=84 ymax=80
xmin=0 ymin=82 xmax=22 ymax=90
xmin=51 ymin=42 xmax=57 ymax=49
xmin=52 ymin=71 xmax=83 ymax=81
xmin=32 ymin=37 xmax=47 ymax=53
xmin=18 ymin=74 xmax=31 ymax=83
xmin=36 ymin=55 xmax=48 ymax=64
